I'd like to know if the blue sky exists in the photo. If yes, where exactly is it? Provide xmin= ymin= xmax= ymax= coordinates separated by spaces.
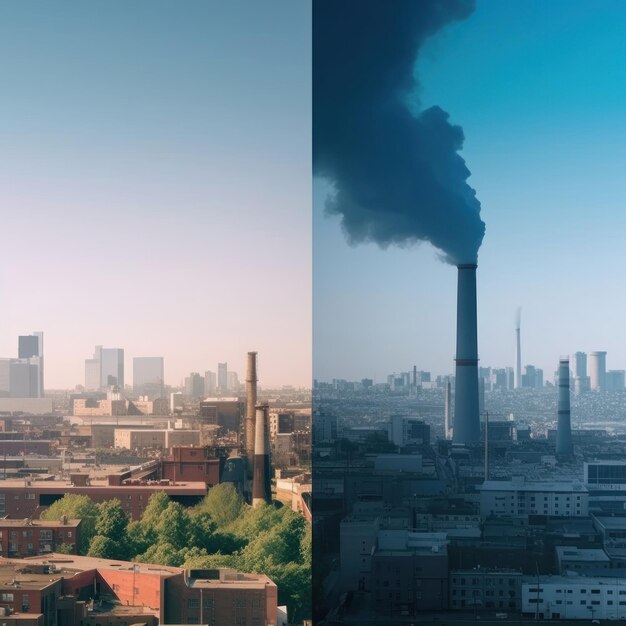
xmin=0 ymin=1 xmax=311 ymax=388
xmin=314 ymin=0 xmax=626 ymax=382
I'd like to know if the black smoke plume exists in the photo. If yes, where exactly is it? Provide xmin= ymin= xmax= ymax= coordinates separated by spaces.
xmin=313 ymin=0 xmax=485 ymax=265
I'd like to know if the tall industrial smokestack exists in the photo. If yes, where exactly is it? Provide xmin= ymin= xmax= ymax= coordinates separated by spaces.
xmin=252 ymin=403 xmax=271 ymax=507
xmin=245 ymin=352 xmax=258 ymax=459
xmin=515 ymin=308 xmax=522 ymax=389
xmin=453 ymin=264 xmax=480 ymax=445
xmin=444 ymin=377 xmax=452 ymax=440
xmin=556 ymin=357 xmax=573 ymax=457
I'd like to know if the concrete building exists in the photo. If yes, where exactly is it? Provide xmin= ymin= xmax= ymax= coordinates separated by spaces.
xmin=449 ymin=569 xmax=522 ymax=612
xmin=204 ymin=370 xmax=216 ymax=396
xmin=199 ymin=397 xmax=243 ymax=434
xmin=584 ymin=460 xmax=626 ymax=514
xmin=387 ymin=416 xmax=430 ymax=447
xmin=184 ymin=372 xmax=205 ymax=398
xmin=522 ymin=575 xmax=626 ymax=620
xmin=479 ymin=478 xmax=589 ymax=517
xmin=18 ymin=331 xmax=44 ymax=397
xmin=132 ymin=357 xmax=164 ymax=398
xmin=606 ymin=369 xmax=626 ymax=391
xmin=555 ymin=546 xmax=610 ymax=574
xmin=113 ymin=428 xmax=200 ymax=451
xmin=372 ymin=530 xmax=449 ymax=615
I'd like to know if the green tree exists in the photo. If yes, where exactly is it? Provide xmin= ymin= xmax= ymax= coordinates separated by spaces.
xmin=187 ymin=511 xmax=217 ymax=547
xmin=56 ymin=543 xmax=75 ymax=555
xmin=87 ymin=535 xmax=119 ymax=559
xmin=266 ymin=562 xmax=311 ymax=623
xmin=95 ymin=499 xmax=128 ymax=539
xmin=156 ymin=502 xmax=190 ymax=550
xmin=228 ymin=502 xmax=283 ymax=540
xmin=136 ymin=542 xmax=184 ymax=567
xmin=139 ymin=491 xmax=172 ymax=544
xmin=126 ymin=520 xmax=151 ymax=557
xmin=196 ymin=483 xmax=244 ymax=527
xmin=41 ymin=494 xmax=98 ymax=554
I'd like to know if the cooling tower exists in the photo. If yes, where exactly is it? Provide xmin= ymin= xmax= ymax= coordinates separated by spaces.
xmin=245 ymin=352 xmax=258 ymax=458
xmin=452 ymin=264 xmax=480 ymax=445
xmin=252 ymin=403 xmax=271 ymax=507
xmin=444 ymin=377 xmax=452 ymax=440
xmin=556 ymin=357 xmax=573 ymax=457
xmin=589 ymin=351 xmax=607 ymax=392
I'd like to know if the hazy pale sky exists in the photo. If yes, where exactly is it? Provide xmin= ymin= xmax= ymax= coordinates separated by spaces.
xmin=314 ymin=0 xmax=626 ymax=383
xmin=0 ymin=1 xmax=311 ymax=389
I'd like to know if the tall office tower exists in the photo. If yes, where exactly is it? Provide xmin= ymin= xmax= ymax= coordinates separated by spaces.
xmin=100 ymin=348 xmax=124 ymax=388
xmin=217 ymin=362 xmax=228 ymax=392
xmin=85 ymin=345 xmax=124 ymax=390
xmin=556 ymin=357 xmax=573 ymax=457
xmin=204 ymin=371 xmax=217 ymax=396
xmin=18 ymin=331 xmax=44 ymax=397
xmin=85 ymin=346 xmax=102 ymax=391
xmin=227 ymin=371 xmax=239 ymax=392
xmin=133 ymin=357 xmax=164 ymax=398
xmin=572 ymin=351 xmax=588 ymax=395
xmin=606 ymin=370 xmax=626 ymax=392
xmin=453 ymin=264 xmax=480 ymax=446
xmin=185 ymin=372 xmax=205 ymax=398
xmin=589 ymin=351 xmax=607 ymax=391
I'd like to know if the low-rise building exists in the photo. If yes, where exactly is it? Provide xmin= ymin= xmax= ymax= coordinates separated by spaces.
xmin=0 ymin=518 xmax=80 ymax=557
xmin=479 ymin=477 xmax=588 ymax=517
xmin=449 ymin=569 xmax=522 ymax=612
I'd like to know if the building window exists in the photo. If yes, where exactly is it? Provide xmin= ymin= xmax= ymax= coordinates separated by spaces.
xmin=188 ymin=598 xmax=200 ymax=609
xmin=0 ymin=594 xmax=13 ymax=602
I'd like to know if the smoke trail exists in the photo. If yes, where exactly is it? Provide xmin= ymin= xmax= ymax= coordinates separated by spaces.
xmin=516 ymin=307 xmax=522 ymax=330
xmin=313 ymin=0 xmax=485 ymax=265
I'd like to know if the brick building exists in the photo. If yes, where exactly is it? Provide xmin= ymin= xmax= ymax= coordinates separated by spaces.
xmin=0 ymin=518 xmax=80 ymax=557
xmin=161 ymin=447 xmax=220 ymax=487
xmin=0 ymin=478 xmax=206 ymax=520
xmin=0 ymin=555 xmax=279 ymax=626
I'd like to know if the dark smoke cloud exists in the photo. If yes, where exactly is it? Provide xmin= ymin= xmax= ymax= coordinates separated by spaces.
xmin=313 ymin=0 xmax=485 ymax=265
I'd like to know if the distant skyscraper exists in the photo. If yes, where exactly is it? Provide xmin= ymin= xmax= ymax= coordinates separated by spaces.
xmin=204 ymin=371 xmax=217 ymax=396
xmin=218 ymin=362 xmax=228 ymax=392
xmin=185 ymin=372 xmax=205 ymax=398
xmin=606 ymin=370 xmax=626 ymax=392
xmin=133 ymin=357 xmax=164 ymax=398
xmin=227 ymin=371 xmax=239 ymax=392
xmin=17 ymin=331 xmax=43 ymax=397
xmin=85 ymin=345 xmax=124 ymax=390
xmin=572 ymin=352 xmax=589 ymax=395
xmin=589 ymin=351 xmax=607 ymax=392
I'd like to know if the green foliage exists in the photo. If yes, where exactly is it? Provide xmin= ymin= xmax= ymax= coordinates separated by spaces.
xmin=41 ymin=494 xmax=98 ymax=553
xmin=56 ymin=543 xmax=75 ymax=555
xmin=196 ymin=483 xmax=244 ymax=526
xmin=228 ymin=502 xmax=283 ymax=540
xmin=136 ymin=542 xmax=185 ymax=567
xmin=300 ymin=523 xmax=312 ymax=568
xmin=126 ymin=520 xmax=151 ymax=556
xmin=87 ymin=535 xmax=119 ymax=559
xmin=95 ymin=499 xmax=128 ymax=539
xmin=156 ymin=502 xmax=190 ymax=550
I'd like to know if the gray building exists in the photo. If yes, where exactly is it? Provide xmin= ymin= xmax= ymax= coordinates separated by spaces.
xmin=450 ymin=569 xmax=522 ymax=612
xmin=217 ymin=362 xmax=228 ymax=392
xmin=133 ymin=357 xmax=164 ymax=398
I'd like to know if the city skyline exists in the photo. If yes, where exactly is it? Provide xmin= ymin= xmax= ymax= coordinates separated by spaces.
xmin=314 ymin=0 xmax=626 ymax=384
xmin=0 ymin=0 xmax=311 ymax=389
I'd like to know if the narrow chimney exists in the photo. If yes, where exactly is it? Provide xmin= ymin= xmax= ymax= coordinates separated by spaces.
xmin=245 ymin=352 xmax=258 ymax=459
xmin=252 ymin=403 xmax=271 ymax=507
xmin=444 ymin=377 xmax=452 ymax=440
xmin=556 ymin=357 xmax=573 ymax=457
xmin=452 ymin=264 xmax=480 ymax=445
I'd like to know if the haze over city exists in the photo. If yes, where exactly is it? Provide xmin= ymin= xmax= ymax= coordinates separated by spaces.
xmin=314 ymin=0 xmax=626 ymax=383
xmin=0 ymin=0 xmax=311 ymax=390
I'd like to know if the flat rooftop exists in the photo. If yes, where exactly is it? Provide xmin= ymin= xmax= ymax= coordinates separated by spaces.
xmin=556 ymin=546 xmax=610 ymax=562
xmin=0 ymin=478 xmax=206 ymax=493
xmin=12 ymin=554 xmax=181 ymax=578
xmin=480 ymin=480 xmax=587 ymax=493
xmin=0 ymin=518 xmax=80 ymax=528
